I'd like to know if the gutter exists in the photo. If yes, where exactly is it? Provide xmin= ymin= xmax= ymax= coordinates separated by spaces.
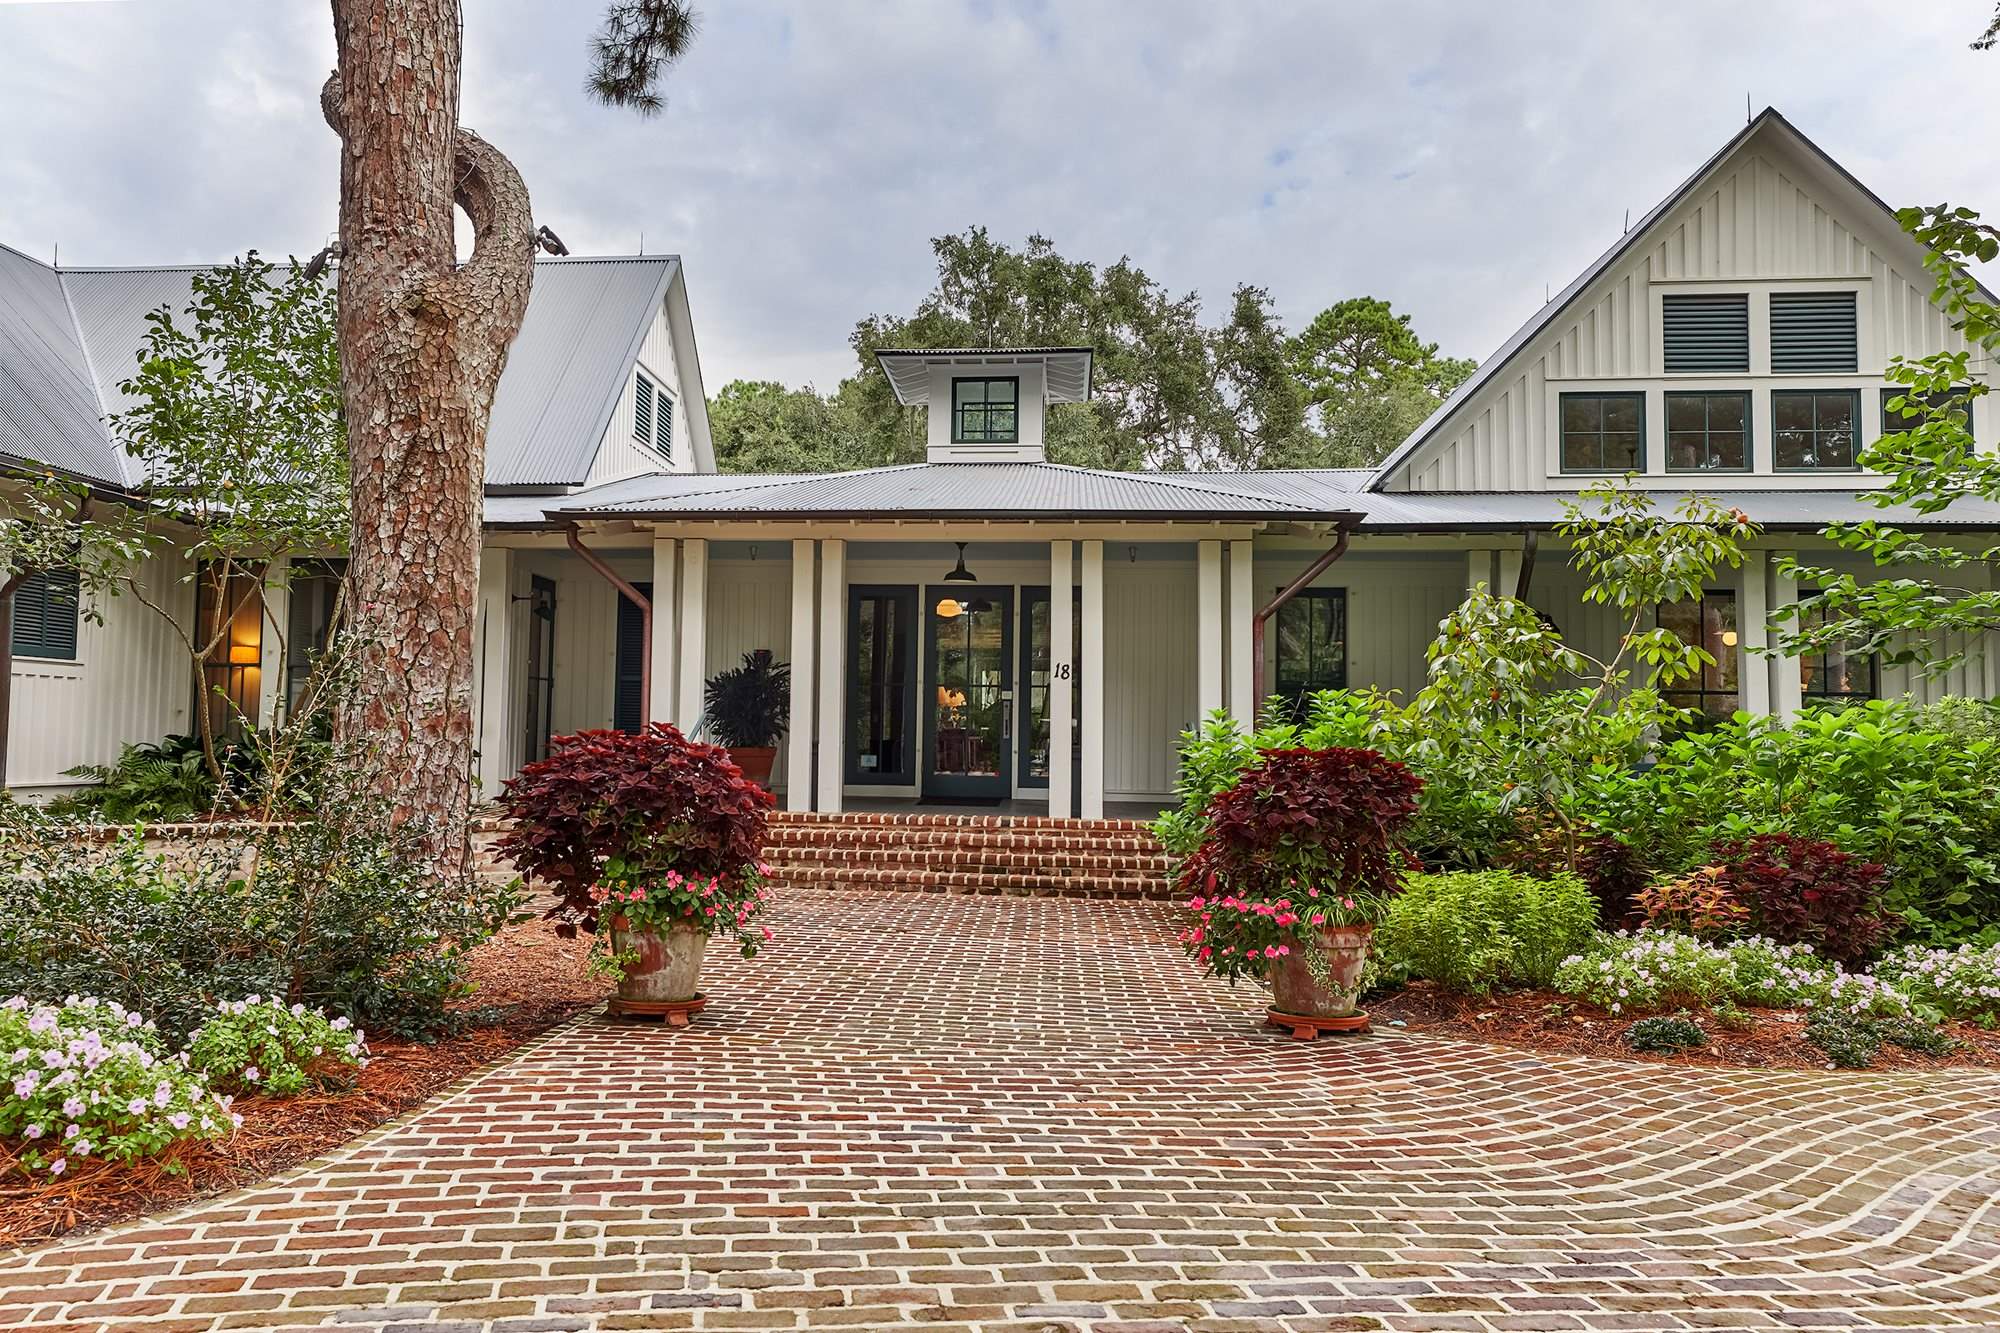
xmin=564 ymin=523 xmax=653 ymax=723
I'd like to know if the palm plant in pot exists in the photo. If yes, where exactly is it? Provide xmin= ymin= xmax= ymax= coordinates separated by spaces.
xmin=704 ymin=649 xmax=790 ymax=786
xmin=496 ymin=723 xmax=776 ymax=1022
xmin=1176 ymin=745 xmax=1423 ymax=1038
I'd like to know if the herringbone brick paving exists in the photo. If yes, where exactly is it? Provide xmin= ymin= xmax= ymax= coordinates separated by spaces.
xmin=3 ymin=888 xmax=1998 ymax=1332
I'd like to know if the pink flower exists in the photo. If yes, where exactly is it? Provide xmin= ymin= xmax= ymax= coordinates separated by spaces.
xmin=1309 ymin=912 xmax=1325 ymax=926
xmin=760 ymin=926 xmax=773 ymax=942
xmin=1263 ymin=946 xmax=1281 ymax=959
xmin=1341 ymin=898 xmax=1355 ymax=911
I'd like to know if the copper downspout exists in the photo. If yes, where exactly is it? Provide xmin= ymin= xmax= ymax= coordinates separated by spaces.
xmin=1251 ymin=523 xmax=1355 ymax=700
xmin=565 ymin=523 xmax=653 ymax=723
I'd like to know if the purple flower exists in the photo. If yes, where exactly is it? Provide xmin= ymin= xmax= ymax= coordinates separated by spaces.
xmin=12 ymin=1073 xmax=38 ymax=1097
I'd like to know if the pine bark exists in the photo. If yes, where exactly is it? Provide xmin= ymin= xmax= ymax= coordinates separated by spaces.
xmin=323 ymin=0 xmax=535 ymax=873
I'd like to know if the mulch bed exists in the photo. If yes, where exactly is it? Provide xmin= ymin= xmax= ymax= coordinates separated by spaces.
xmin=1371 ymin=981 xmax=2000 ymax=1072
xmin=0 ymin=917 xmax=608 ymax=1252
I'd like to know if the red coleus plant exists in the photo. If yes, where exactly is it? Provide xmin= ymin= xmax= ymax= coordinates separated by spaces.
xmin=1177 ymin=746 xmax=1423 ymax=983
xmin=1709 ymin=833 xmax=1897 ymax=965
xmin=497 ymin=724 xmax=774 ymax=934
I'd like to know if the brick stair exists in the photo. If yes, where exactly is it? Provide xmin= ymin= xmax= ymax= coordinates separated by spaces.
xmin=760 ymin=811 xmax=1177 ymax=899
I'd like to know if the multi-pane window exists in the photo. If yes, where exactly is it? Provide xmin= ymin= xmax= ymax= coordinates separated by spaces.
xmin=633 ymin=369 xmax=673 ymax=462
xmin=1665 ymin=392 xmax=1750 ymax=472
xmin=951 ymin=377 xmax=1019 ymax=444
xmin=1662 ymin=293 xmax=1750 ymax=372
xmin=1770 ymin=291 xmax=1859 ymax=373
xmin=1881 ymin=386 xmax=1974 ymax=440
xmin=1559 ymin=392 xmax=1644 ymax=472
xmin=1772 ymin=390 xmax=1859 ymax=471
xmin=1658 ymin=589 xmax=1740 ymax=716
xmin=9 ymin=567 xmax=79 ymax=661
xmin=1275 ymin=588 xmax=1347 ymax=716
xmin=1797 ymin=591 xmax=1877 ymax=704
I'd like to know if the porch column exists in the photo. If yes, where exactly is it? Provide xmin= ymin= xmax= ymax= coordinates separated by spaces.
xmin=1496 ymin=546 xmax=1524 ymax=600
xmin=1048 ymin=540 xmax=1075 ymax=819
xmin=1226 ymin=539 xmax=1255 ymax=723
xmin=1080 ymin=539 xmax=1105 ymax=819
xmin=1465 ymin=550 xmax=1494 ymax=596
xmin=816 ymin=538 xmax=846 ymax=813
xmin=676 ymin=537 xmax=708 ymax=728
xmin=1769 ymin=552 xmax=1804 ymax=720
xmin=649 ymin=536 xmax=677 ymax=725
xmin=1196 ymin=540 xmax=1224 ymax=717
xmin=1739 ymin=550 xmax=1772 ymax=717
xmin=786 ymin=539 xmax=817 ymax=812
xmin=474 ymin=547 xmax=515 ymax=796
xmin=256 ymin=557 xmax=290 ymax=729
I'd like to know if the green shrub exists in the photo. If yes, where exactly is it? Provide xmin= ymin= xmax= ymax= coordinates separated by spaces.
xmin=1805 ymin=1009 xmax=1882 ymax=1068
xmin=1626 ymin=1014 xmax=1706 ymax=1053
xmin=1878 ymin=1015 xmax=1955 ymax=1057
xmin=1376 ymin=870 xmax=1599 ymax=993
xmin=56 ymin=732 xmax=264 ymax=823
xmin=185 ymin=997 xmax=368 ymax=1096
xmin=1874 ymin=941 xmax=2000 ymax=1022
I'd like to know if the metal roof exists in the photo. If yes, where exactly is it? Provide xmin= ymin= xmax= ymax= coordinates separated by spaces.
xmin=0 ymin=248 xmax=678 ymax=489
xmin=1367 ymin=108 xmax=2000 ymax=492
xmin=874 ymin=347 xmax=1093 ymax=404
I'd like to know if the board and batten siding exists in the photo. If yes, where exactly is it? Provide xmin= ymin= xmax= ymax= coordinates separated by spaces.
xmin=9 ymin=550 xmax=195 ymax=795
xmin=1252 ymin=548 xmax=1466 ymax=703
xmin=584 ymin=293 xmax=695 ymax=487
xmin=1386 ymin=121 xmax=1984 ymax=493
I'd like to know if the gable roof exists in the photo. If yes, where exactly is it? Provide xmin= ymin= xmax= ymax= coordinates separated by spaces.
xmin=1365 ymin=108 xmax=1994 ymax=492
xmin=0 ymin=246 xmax=686 ymax=490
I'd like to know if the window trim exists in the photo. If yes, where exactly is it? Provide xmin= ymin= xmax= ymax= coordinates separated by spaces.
xmin=1657 ymin=587 xmax=1740 ymax=716
xmin=1796 ymin=587 xmax=1879 ymax=705
xmin=1771 ymin=388 xmax=1863 ymax=474
xmin=1881 ymin=385 xmax=1975 ymax=441
xmin=1557 ymin=391 xmax=1646 ymax=474
xmin=1663 ymin=390 xmax=1753 ymax=474
xmin=1273 ymin=586 xmax=1348 ymax=713
xmin=950 ymin=376 xmax=1021 ymax=445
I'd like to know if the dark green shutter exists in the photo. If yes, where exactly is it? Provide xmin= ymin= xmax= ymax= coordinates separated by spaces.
xmin=656 ymin=392 xmax=673 ymax=462
xmin=1662 ymin=293 xmax=1750 ymax=372
xmin=1770 ymin=291 xmax=1858 ymax=373
xmin=9 ymin=568 xmax=79 ymax=660
xmin=612 ymin=580 xmax=652 ymax=733
xmin=634 ymin=373 xmax=655 ymax=451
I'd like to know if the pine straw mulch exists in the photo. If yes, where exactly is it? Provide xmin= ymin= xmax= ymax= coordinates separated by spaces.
xmin=1370 ymin=981 xmax=2000 ymax=1073
xmin=0 ymin=916 xmax=609 ymax=1252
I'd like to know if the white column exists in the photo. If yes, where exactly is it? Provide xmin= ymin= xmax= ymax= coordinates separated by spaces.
xmin=1739 ymin=550 xmax=1772 ymax=717
xmin=1196 ymin=539 xmax=1224 ymax=718
xmin=256 ymin=557 xmax=290 ymax=729
xmin=1984 ymin=561 xmax=2000 ymax=701
xmin=1048 ymin=540 xmax=1075 ymax=820
xmin=1770 ymin=552 xmax=1803 ymax=720
xmin=816 ymin=538 xmax=847 ymax=813
xmin=1466 ymin=550 xmax=1494 ymax=597
xmin=649 ymin=536 xmax=677 ymax=725
xmin=676 ymin=537 xmax=708 ymax=729
xmin=474 ymin=547 xmax=515 ymax=797
xmin=1080 ymin=539 xmax=1105 ymax=819
xmin=786 ymin=539 xmax=817 ymax=812
xmin=1496 ymin=547 xmax=1524 ymax=600
xmin=1226 ymin=539 xmax=1255 ymax=723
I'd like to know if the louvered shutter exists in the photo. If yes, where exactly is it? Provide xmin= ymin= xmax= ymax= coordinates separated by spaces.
xmin=656 ymin=393 xmax=673 ymax=463
xmin=1662 ymin=294 xmax=1751 ymax=372
xmin=1770 ymin=291 xmax=1858 ymax=373
xmin=634 ymin=372 xmax=655 ymax=451
xmin=9 ymin=568 xmax=78 ymax=660
xmin=612 ymin=580 xmax=652 ymax=733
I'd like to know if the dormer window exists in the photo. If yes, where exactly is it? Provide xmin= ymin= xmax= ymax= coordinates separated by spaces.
xmin=951 ymin=377 xmax=1019 ymax=444
xmin=634 ymin=368 xmax=673 ymax=463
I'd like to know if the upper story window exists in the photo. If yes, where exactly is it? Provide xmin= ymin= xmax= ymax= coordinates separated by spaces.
xmin=1770 ymin=291 xmax=1858 ymax=373
xmin=1665 ymin=391 xmax=1750 ymax=472
xmin=633 ymin=368 xmax=673 ymax=463
xmin=1882 ymin=386 xmax=1974 ymax=439
xmin=1773 ymin=390 xmax=1859 ymax=471
xmin=1662 ymin=293 xmax=1750 ymax=373
xmin=951 ymin=377 xmax=1019 ymax=444
xmin=1559 ymin=392 xmax=1644 ymax=472
xmin=9 ymin=567 xmax=79 ymax=661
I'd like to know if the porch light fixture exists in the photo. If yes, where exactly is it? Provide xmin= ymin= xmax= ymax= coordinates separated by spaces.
xmin=936 ymin=543 xmax=977 ymax=617
xmin=228 ymin=643 xmax=259 ymax=666
xmin=936 ymin=598 xmax=964 ymax=619
xmin=1721 ymin=629 xmax=1740 ymax=648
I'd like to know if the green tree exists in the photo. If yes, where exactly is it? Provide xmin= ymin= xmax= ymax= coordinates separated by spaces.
xmin=708 ymin=379 xmax=877 ymax=474
xmin=1279 ymin=297 xmax=1475 ymax=468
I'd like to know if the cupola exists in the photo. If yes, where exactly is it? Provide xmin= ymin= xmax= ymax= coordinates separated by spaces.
xmin=874 ymin=347 xmax=1094 ymax=463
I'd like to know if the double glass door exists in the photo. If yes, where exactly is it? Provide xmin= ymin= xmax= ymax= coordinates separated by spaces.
xmin=924 ymin=587 xmax=1012 ymax=799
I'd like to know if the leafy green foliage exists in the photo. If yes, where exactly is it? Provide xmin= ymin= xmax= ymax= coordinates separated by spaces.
xmin=1636 ymin=865 xmax=1748 ymax=939
xmin=1875 ymin=940 xmax=2000 ymax=1022
xmin=1278 ymin=296 xmax=1477 ymax=468
xmin=703 ymin=649 xmax=791 ymax=748
xmin=185 ymin=997 xmax=368 ymax=1097
xmin=1375 ymin=870 xmax=1600 ymax=993
xmin=1625 ymin=1014 xmax=1706 ymax=1054
xmin=56 ymin=733 xmax=264 ymax=823
xmin=1805 ymin=1008 xmax=1881 ymax=1068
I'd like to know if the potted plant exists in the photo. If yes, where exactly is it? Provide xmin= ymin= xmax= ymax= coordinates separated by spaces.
xmin=704 ymin=649 xmax=790 ymax=786
xmin=496 ymin=723 xmax=775 ymax=1022
xmin=1175 ymin=745 xmax=1423 ymax=1038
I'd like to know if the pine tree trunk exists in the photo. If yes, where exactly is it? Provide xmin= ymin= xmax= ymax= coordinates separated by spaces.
xmin=323 ymin=0 xmax=535 ymax=875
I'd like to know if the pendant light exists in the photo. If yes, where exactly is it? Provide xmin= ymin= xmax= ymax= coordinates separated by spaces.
xmin=936 ymin=543 xmax=977 ymax=617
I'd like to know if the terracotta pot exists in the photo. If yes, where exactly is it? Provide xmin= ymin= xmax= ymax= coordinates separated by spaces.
xmin=610 ymin=917 xmax=707 ymax=1005
xmin=728 ymin=746 xmax=776 ymax=786
xmin=1268 ymin=922 xmax=1374 ymax=1021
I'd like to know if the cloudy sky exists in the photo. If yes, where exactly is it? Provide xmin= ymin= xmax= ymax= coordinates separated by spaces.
xmin=2 ymin=1 xmax=1996 ymax=392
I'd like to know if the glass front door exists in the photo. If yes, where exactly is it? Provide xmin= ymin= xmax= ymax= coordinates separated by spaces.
xmin=847 ymin=586 xmax=918 ymax=785
xmin=925 ymin=586 xmax=1013 ymax=799
xmin=1018 ymin=586 xmax=1080 ymax=790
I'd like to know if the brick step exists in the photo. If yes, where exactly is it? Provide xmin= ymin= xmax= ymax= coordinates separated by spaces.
xmin=761 ymin=836 xmax=1170 ymax=863
xmin=762 ymin=827 xmax=1166 ymax=853
xmin=765 ymin=863 xmax=1176 ymax=900
xmin=762 ymin=849 xmax=1170 ymax=877
xmin=766 ymin=813 xmax=1160 ymax=834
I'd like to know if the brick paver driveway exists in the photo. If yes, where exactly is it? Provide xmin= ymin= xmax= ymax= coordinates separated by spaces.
xmin=5 ymin=889 xmax=2000 ymax=1333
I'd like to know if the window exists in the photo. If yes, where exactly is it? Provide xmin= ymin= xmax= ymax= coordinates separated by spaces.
xmin=1882 ymin=386 xmax=1974 ymax=439
xmin=1275 ymin=588 xmax=1347 ymax=714
xmin=193 ymin=563 xmax=264 ymax=739
xmin=1665 ymin=392 xmax=1750 ymax=472
xmin=1662 ymin=293 xmax=1750 ymax=372
xmin=633 ymin=369 xmax=673 ymax=462
xmin=1797 ymin=591 xmax=1877 ymax=704
xmin=1559 ymin=392 xmax=1644 ymax=472
xmin=283 ymin=559 xmax=347 ymax=720
xmin=8 ymin=567 xmax=78 ymax=661
xmin=1658 ymin=589 xmax=1739 ymax=716
xmin=951 ymin=377 xmax=1019 ymax=444
xmin=612 ymin=581 xmax=653 ymax=733
xmin=1773 ymin=390 xmax=1860 ymax=471
xmin=1770 ymin=291 xmax=1858 ymax=373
